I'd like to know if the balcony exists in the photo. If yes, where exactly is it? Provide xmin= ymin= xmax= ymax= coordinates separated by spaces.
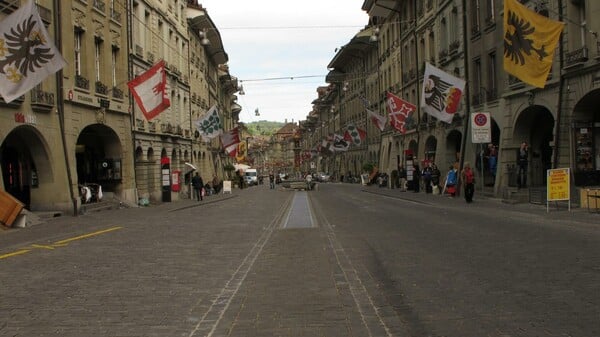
xmin=135 ymin=44 xmax=143 ymax=57
xmin=438 ymin=49 xmax=448 ymax=62
xmin=112 ymin=87 xmax=123 ymax=99
xmin=75 ymin=75 xmax=90 ymax=90
xmin=565 ymin=46 xmax=588 ymax=67
xmin=449 ymin=40 xmax=460 ymax=55
xmin=0 ymin=95 xmax=24 ymax=108
xmin=95 ymin=81 xmax=108 ymax=95
xmin=136 ymin=118 xmax=145 ymax=131
xmin=30 ymin=88 xmax=55 ymax=113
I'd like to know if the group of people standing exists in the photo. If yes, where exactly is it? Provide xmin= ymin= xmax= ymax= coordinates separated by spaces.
xmin=191 ymin=173 xmax=222 ymax=201
xmin=393 ymin=161 xmax=475 ymax=203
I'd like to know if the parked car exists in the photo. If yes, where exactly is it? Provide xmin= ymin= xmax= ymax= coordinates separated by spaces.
xmin=315 ymin=172 xmax=330 ymax=182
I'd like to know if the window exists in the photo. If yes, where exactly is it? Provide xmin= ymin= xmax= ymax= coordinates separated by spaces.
xmin=578 ymin=1 xmax=586 ymax=46
xmin=111 ymin=47 xmax=118 ymax=87
xmin=95 ymin=38 xmax=102 ymax=81
xmin=74 ymin=30 xmax=82 ymax=76
xmin=487 ymin=51 xmax=497 ymax=98
xmin=471 ymin=0 xmax=481 ymax=33
xmin=428 ymin=32 xmax=435 ymax=62
xmin=485 ymin=0 xmax=495 ymax=22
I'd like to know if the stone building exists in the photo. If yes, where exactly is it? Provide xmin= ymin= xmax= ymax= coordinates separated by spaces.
xmin=0 ymin=0 xmax=238 ymax=214
xmin=300 ymin=0 xmax=600 ymax=203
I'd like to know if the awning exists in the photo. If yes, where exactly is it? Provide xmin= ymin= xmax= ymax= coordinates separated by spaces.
xmin=234 ymin=163 xmax=250 ymax=171
xmin=184 ymin=162 xmax=197 ymax=173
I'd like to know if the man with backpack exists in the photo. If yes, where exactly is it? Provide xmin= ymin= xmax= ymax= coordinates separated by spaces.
xmin=461 ymin=162 xmax=475 ymax=203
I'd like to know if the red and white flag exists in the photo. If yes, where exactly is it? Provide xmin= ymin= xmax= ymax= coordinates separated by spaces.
xmin=386 ymin=92 xmax=416 ymax=134
xmin=128 ymin=60 xmax=170 ymax=121
xmin=0 ymin=0 xmax=66 ymax=103
xmin=220 ymin=127 xmax=240 ymax=157
xmin=367 ymin=109 xmax=386 ymax=131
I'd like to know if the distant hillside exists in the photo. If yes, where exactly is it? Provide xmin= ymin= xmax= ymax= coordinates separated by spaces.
xmin=245 ymin=121 xmax=285 ymax=136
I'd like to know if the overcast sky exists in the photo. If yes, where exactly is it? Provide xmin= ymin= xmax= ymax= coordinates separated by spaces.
xmin=198 ymin=1 xmax=369 ymax=124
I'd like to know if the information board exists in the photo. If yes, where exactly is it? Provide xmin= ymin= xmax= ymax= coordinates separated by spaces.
xmin=546 ymin=168 xmax=570 ymax=212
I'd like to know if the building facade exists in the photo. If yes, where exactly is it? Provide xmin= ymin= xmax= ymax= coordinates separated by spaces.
xmin=0 ymin=0 xmax=238 ymax=214
xmin=300 ymin=0 xmax=600 ymax=203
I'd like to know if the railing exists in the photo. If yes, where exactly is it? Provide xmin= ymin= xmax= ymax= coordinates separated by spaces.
xmin=112 ymin=87 xmax=123 ymax=99
xmin=449 ymin=40 xmax=460 ymax=54
xmin=30 ymin=89 xmax=54 ymax=112
xmin=136 ymin=118 xmax=145 ymax=131
xmin=75 ymin=75 xmax=90 ymax=90
xmin=565 ymin=46 xmax=588 ymax=66
xmin=95 ymin=81 xmax=108 ymax=95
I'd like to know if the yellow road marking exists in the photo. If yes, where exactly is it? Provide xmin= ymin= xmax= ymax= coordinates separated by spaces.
xmin=31 ymin=244 xmax=56 ymax=250
xmin=54 ymin=226 xmax=123 ymax=245
xmin=1 ymin=226 xmax=123 ymax=261
xmin=0 ymin=250 xmax=31 ymax=259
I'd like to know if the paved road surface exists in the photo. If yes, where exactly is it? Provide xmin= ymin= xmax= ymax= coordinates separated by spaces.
xmin=1 ymin=183 xmax=598 ymax=336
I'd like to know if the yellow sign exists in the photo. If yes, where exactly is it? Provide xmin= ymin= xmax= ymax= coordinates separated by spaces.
xmin=547 ymin=168 xmax=570 ymax=201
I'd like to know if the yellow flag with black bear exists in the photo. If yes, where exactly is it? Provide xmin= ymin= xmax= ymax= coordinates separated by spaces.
xmin=503 ymin=0 xmax=563 ymax=88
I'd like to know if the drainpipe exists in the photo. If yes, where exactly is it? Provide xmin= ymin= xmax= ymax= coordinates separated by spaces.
xmin=126 ymin=0 xmax=138 ymax=205
xmin=458 ymin=0 xmax=471 ymax=191
xmin=54 ymin=0 xmax=77 ymax=216
xmin=553 ymin=0 xmax=564 ymax=169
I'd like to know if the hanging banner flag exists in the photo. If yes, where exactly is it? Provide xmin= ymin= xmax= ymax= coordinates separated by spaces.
xmin=195 ymin=105 xmax=223 ymax=141
xmin=0 ymin=0 xmax=66 ymax=103
xmin=386 ymin=92 xmax=416 ymax=134
xmin=503 ymin=0 xmax=563 ymax=88
xmin=367 ymin=109 xmax=386 ymax=131
xmin=344 ymin=124 xmax=367 ymax=145
xmin=421 ymin=63 xmax=466 ymax=124
xmin=220 ymin=127 xmax=240 ymax=157
xmin=128 ymin=60 xmax=170 ymax=121
xmin=332 ymin=133 xmax=350 ymax=152
xmin=236 ymin=141 xmax=247 ymax=163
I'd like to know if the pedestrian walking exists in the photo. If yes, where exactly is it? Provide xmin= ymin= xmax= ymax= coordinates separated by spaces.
xmin=191 ymin=172 xmax=204 ymax=201
xmin=398 ymin=165 xmax=407 ymax=191
xmin=422 ymin=162 xmax=433 ymax=194
xmin=269 ymin=171 xmax=275 ymax=189
xmin=431 ymin=163 xmax=441 ymax=194
xmin=516 ymin=141 xmax=529 ymax=189
xmin=488 ymin=143 xmax=498 ymax=182
xmin=412 ymin=163 xmax=421 ymax=193
xmin=461 ymin=162 xmax=475 ymax=203
xmin=445 ymin=165 xmax=458 ymax=197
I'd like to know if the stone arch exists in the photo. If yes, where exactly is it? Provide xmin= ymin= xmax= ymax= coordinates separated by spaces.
xmin=513 ymin=105 xmax=554 ymax=186
xmin=1 ymin=125 xmax=54 ymax=209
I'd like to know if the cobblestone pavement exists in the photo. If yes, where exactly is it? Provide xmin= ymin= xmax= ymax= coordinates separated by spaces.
xmin=0 ymin=183 xmax=598 ymax=337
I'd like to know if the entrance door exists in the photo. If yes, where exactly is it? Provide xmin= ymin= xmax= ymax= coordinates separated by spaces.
xmin=1 ymin=146 xmax=31 ymax=208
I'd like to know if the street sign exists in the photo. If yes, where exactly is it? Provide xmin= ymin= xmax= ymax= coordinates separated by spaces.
xmin=471 ymin=112 xmax=491 ymax=143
